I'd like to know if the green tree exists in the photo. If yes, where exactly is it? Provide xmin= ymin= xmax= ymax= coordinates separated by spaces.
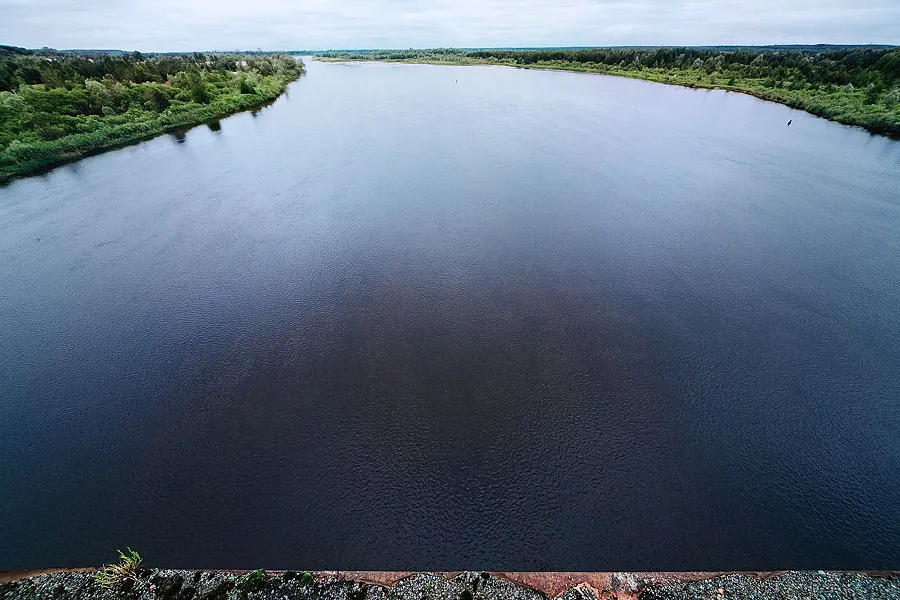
xmin=885 ymin=87 xmax=900 ymax=108
xmin=18 ymin=66 xmax=42 ymax=84
xmin=1 ymin=51 xmax=305 ymax=181
xmin=864 ymin=83 xmax=879 ymax=104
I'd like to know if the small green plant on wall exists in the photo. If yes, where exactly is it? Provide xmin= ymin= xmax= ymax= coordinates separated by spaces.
xmin=238 ymin=569 xmax=267 ymax=592
xmin=95 ymin=548 xmax=142 ymax=587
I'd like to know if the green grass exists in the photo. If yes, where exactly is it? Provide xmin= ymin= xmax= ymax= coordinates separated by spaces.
xmin=94 ymin=548 xmax=142 ymax=588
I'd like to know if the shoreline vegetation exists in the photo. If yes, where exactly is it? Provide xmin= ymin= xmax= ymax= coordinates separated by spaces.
xmin=0 ymin=48 xmax=304 ymax=182
xmin=314 ymin=47 xmax=900 ymax=137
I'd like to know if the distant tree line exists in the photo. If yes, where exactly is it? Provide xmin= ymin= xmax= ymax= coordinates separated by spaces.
xmin=465 ymin=47 xmax=900 ymax=90
xmin=318 ymin=48 xmax=468 ymax=62
xmin=0 ymin=46 xmax=301 ymax=93
xmin=316 ymin=46 xmax=900 ymax=135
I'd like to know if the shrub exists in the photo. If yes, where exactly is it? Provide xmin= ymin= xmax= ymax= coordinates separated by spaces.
xmin=3 ymin=139 xmax=58 ymax=165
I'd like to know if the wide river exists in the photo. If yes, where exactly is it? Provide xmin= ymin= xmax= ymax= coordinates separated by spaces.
xmin=1 ymin=59 xmax=899 ymax=571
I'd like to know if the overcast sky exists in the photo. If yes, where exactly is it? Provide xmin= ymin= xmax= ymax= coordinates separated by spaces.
xmin=1 ymin=0 xmax=898 ymax=52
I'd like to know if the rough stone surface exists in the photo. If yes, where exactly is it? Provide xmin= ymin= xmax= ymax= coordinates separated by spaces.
xmin=1 ymin=571 xmax=898 ymax=600
xmin=641 ymin=571 xmax=900 ymax=600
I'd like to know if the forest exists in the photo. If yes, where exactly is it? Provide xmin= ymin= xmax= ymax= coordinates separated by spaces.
xmin=316 ymin=46 xmax=900 ymax=136
xmin=0 ymin=47 xmax=304 ymax=180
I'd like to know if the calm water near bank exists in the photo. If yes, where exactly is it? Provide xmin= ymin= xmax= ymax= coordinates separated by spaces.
xmin=1 ymin=59 xmax=899 ymax=570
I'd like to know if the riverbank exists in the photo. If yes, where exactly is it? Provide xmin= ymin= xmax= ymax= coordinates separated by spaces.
xmin=0 ymin=84 xmax=295 ymax=184
xmin=0 ymin=52 xmax=304 ymax=183
xmin=314 ymin=49 xmax=900 ymax=138
xmin=2 ymin=570 xmax=899 ymax=600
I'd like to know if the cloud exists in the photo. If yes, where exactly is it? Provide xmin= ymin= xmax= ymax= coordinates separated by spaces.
xmin=1 ymin=0 xmax=898 ymax=51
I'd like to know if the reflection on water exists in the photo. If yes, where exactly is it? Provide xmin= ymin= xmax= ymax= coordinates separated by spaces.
xmin=0 ymin=59 xmax=899 ymax=571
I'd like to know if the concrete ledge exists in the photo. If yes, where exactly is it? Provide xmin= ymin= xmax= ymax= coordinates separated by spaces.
xmin=1 ymin=569 xmax=898 ymax=599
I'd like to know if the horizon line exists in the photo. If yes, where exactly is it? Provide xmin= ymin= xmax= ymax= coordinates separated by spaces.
xmin=4 ymin=43 xmax=898 ymax=54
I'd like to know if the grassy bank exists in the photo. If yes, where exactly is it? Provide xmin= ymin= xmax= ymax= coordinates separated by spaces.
xmin=0 ymin=50 xmax=304 ymax=182
xmin=316 ymin=47 xmax=900 ymax=137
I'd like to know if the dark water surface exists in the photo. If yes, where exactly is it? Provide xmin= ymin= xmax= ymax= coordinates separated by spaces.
xmin=2 ymin=60 xmax=900 ymax=571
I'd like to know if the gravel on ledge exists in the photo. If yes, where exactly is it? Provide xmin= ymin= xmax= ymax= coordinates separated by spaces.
xmin=1 ymin=570 xmax=898 ymax=600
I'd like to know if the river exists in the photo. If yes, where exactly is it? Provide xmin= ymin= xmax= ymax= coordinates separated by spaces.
xmin=1 ymin=58 xmax=899 ymax=570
